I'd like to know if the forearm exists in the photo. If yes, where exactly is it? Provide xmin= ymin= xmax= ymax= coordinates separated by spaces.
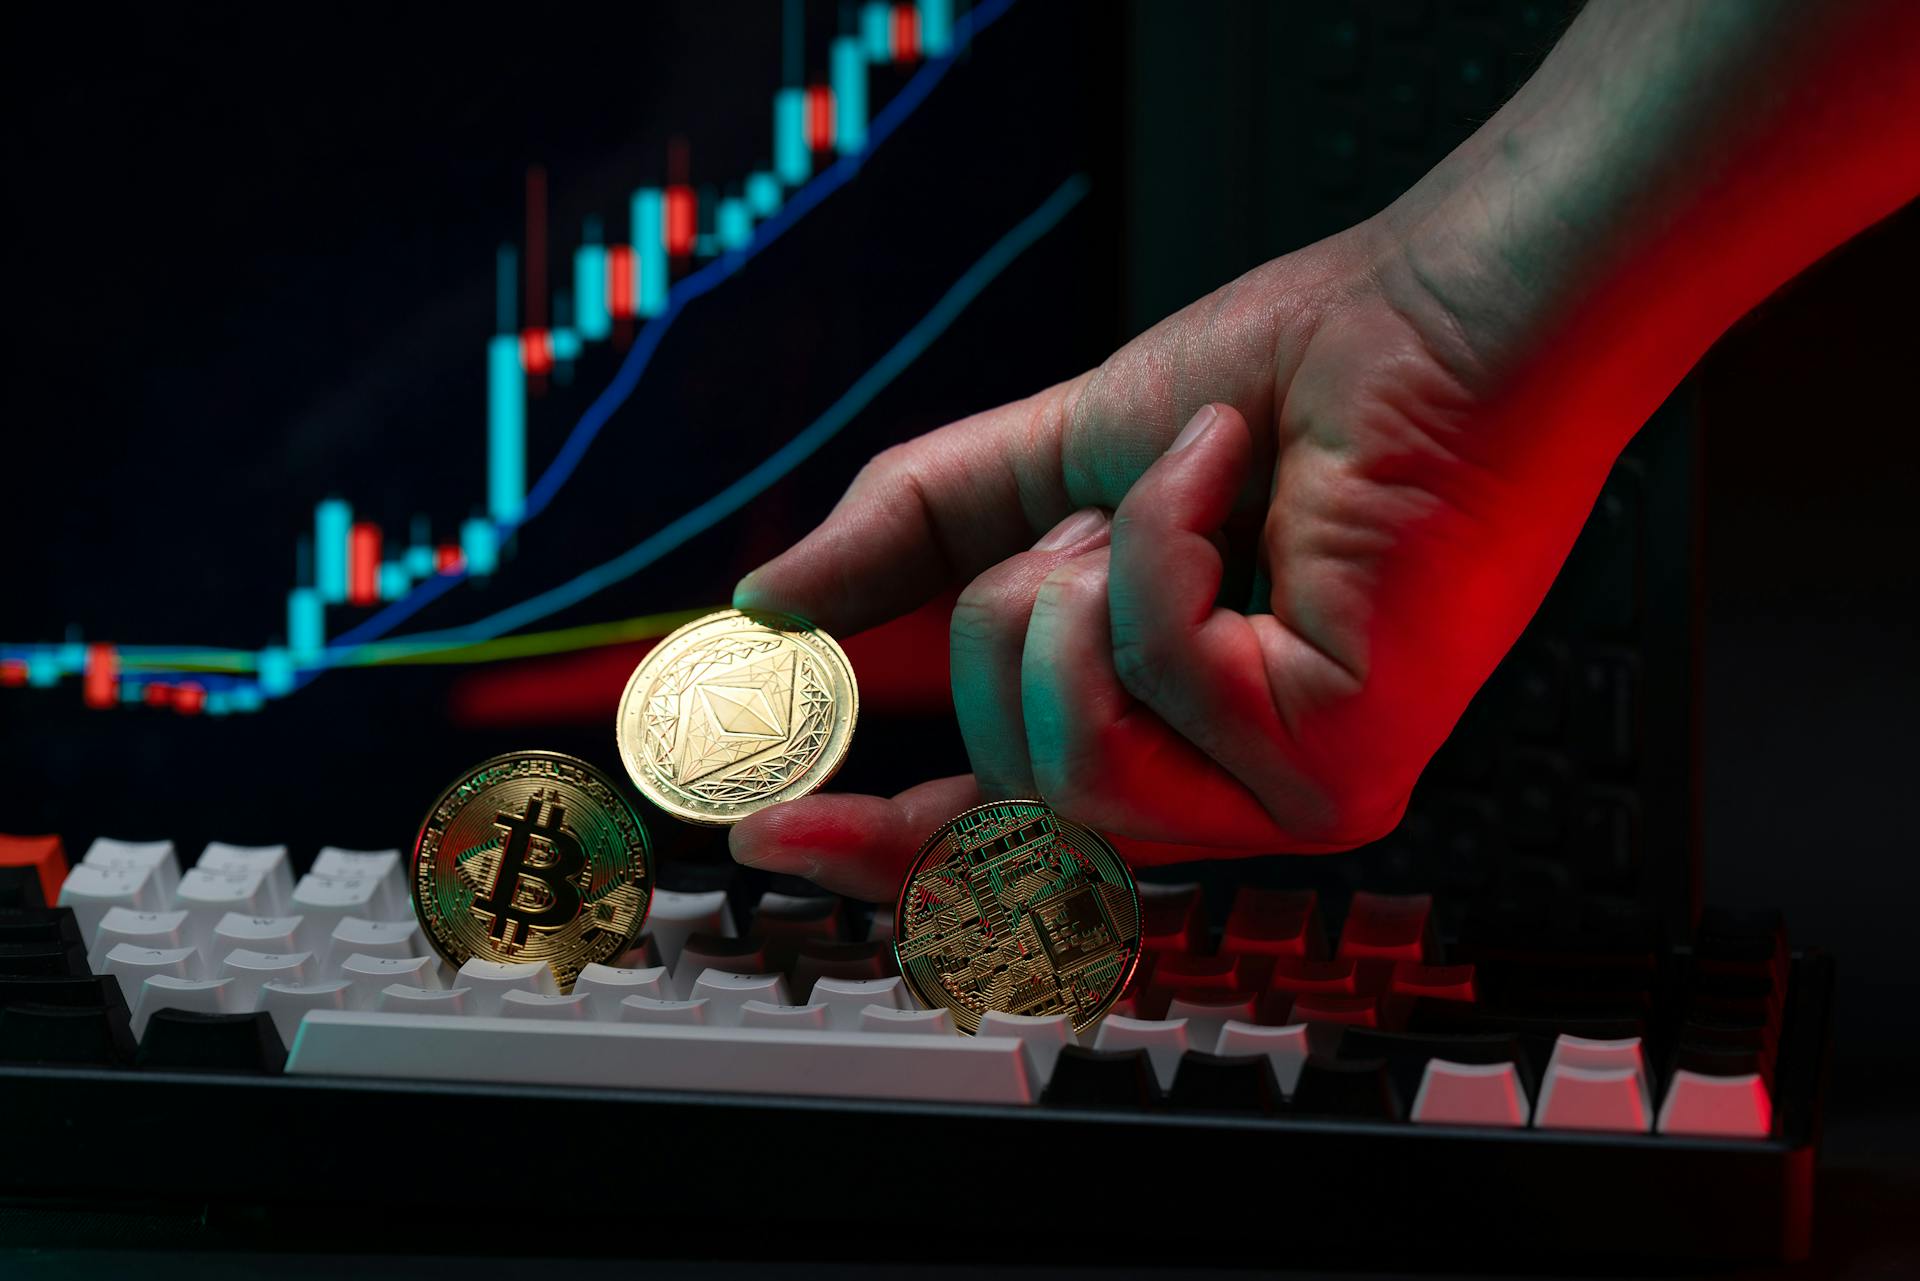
xmin=1377 ymin=0 xmax=1920 ymax=465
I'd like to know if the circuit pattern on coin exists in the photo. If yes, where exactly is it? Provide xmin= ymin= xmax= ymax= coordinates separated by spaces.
xmin=894 ymin=800 xmax=1142 ymax=1034
xmin=412 ymin=751 xmax=652 ymax=992
xmin=616 ymin=609 xmax=858 ymax=825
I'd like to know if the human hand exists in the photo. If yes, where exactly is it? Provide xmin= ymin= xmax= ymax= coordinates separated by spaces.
xmin=726 ymin=215 xmax=1627 ymax=901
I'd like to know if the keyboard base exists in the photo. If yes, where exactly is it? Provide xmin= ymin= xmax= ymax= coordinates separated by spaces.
xmin=0 ymin=953 xmax=1832 ymax=1268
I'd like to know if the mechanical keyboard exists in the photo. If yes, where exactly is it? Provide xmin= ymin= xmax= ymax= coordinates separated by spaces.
xmin=1 ymin=832 xmax=1829 ymax=1266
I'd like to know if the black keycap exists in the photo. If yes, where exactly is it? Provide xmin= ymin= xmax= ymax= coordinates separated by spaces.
xmin=1572 ymin=789 xmax=1642 ymax=891
xmin=136 ymin=1010 xmax=287 ymax=1074
xmin=1168 ymin=1051 xmax=1283 ymax=1114
xmin=0 ymin=908 xmax=83 ymax=949
xmin=0 ymin=1001 xmax=136 ymax=1065
xmin=0 ymin=943 xmax=88 ymax=977
xmin=0 ymin=866 xmax=45 ymax=911
xmin=790 ymin=940 xmax=893 ymax=997
xmin=1290 ymin=1055 xmax=1402 ymax=1121
xmin=1499 ymin=749 xmax=1573 ymax=847
xmin=1570 ymin=654 xmax=1639 ymax=776
xmin=1502 ymin=639 xmax=1569 ymax=740
xmin=676 ymin=932 xmax=769 ymax=977
xmin=1040 ymin=1047 xmax=1164 ymax=1109
xmin=1339 ymin=1028 xmax=1534 ymax=1104
xmin=0 ymin=975 xmax=128 ymax=1014
xmin=1672 ymin=1043 xmax=1773 ymax=1087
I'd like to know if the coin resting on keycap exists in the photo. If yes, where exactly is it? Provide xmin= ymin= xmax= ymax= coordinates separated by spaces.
xmin=893 ymin=799 xmax=1144 ymax=1035
xmin=410 ymin=751 xmax=654 ymax=992
xmin=615 ymin=608 xmax=859 ymax=825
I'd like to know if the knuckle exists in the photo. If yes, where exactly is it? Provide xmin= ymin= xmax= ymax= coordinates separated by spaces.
xmin=949 ymin=576 xmax=1013 ymax=650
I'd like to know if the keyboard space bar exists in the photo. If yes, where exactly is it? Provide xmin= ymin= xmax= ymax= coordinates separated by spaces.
xmin=286 ymin=1011 xmax=1037 ymax=1105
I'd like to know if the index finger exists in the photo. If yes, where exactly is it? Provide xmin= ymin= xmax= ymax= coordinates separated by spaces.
xmin=730 ymin=270 xmax=1293 ymax=636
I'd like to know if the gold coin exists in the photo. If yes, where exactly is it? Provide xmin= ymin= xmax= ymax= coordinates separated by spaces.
xmin=411 ymin=751 xmax=652 ymax=992
xmin=615 ymin=608 xmax=858 ymax=826
xmin=894 ymin=800 xmax=1142 ymax=1035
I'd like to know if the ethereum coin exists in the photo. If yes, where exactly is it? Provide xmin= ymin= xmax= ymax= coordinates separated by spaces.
xmin=411 ymin=751 xmax=653 ymax=992
xmin=894 ymin=800 xmax=1143 ymax=1035
xmin=615 ymin=608 xmax=858 ymax=826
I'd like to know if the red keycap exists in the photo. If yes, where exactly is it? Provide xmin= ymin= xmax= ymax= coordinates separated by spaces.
xmin=1139 ymin=885 xmax=1205 ymax=954
xmin=1222 ymin=889 xmax=1326 ymax=959
xmin=0 ymin=834 xmax=67 ymax=907
xmin=1290 ymin=994 xmax=1381 ymax=1028
xmin=1267 ymin=957 xmax=1393 ymax=996
xmin=1390 ymin=962 xmax=1477 ymax=1003
xmin=1338 ymin=892 xmax=1435 ymax=962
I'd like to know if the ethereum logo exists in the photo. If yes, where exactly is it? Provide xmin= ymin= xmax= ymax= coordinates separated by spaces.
xmin=697 ymin=683 xmax=786 ymax=739
xmin=672 ymin=650 xmax=797 ymax=783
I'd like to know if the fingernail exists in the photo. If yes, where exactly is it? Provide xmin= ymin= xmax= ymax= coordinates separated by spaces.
xmin=1169 ymin=403 xmax=1220 ymax=453
xmin=1033 ymin=506 xmax=1108 ymax=551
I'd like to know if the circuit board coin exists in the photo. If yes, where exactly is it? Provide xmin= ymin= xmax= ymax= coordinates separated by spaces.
xmin=411 ymin=751 xmax=652 ymax=992
xmin=894 ymin=800 xmax=1142 ymax=1034
xmin=615 ymin=608 xmax=858 ymax=826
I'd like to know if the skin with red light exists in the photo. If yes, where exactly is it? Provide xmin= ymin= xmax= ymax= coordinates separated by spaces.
xmin=731 ymin=0 xmax=1920 ymax=901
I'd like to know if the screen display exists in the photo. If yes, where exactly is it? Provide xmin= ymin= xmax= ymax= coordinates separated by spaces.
xmin=1 ymin=0 xmax=1121 ymax=862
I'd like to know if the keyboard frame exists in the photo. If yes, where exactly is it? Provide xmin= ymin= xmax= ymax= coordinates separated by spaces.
xmin=0 ymin=951 xmax=1831 ymax=1266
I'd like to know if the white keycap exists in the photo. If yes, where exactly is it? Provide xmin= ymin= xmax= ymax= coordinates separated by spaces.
xmin=645 ymin=889 xmax=735 ymax=970
xmin=59 ymin=865 xmax=158 ymax=940
xmin=1164 ymin=993 xmax=1259 ymax=1054
xmin=196 ymin=844 xmax=293 ymax=912
xmin=572 ymin=963 xmax=671 ymax=1019
xmin=619 ymin=996 xmax=709 ymax=1025
xmin=219 ymin=949 xmax=313 ymax=1009
xmin=82 ymin=839 xmax=180 ymax=904
xmin=1411 ymin=1059 xmax=1533 ymax=1127
xmin=456 ymin=958 xmax=558 ymax=1015
xmin=1093 ymin=1015 xmax=1191 ymax=1090
xmin=312 ymin=847 xmax=406 ymax=917
xmin=1212 ymin=1023 xmax=1315 ymax=1096
xmin=978 ymin=1011 xmax=1078 ymax=1090
xmin=132 ymin=976 xmax=233 ymax=1039
xmin=339 ymin=954 xmax=442 ymax=1009
xmin=377 ymin=985 xmax=470 ymax=1015
xmin=288 ymin=1011 xmax=1038 ymax=1105
xmin=320 ymin=918 xmax=426 ymax=973
xmin=860 ymin=1006 xmax=954 ymax=1036
xmin=88 ymin=908 xmax=191 ymax=972
xmin=102 ymin=943 xmax=202 ymax=985
xmin=499 ymin=991 xmax=593 ymax=1021
xmin=1534 ymin=1065 xmax=1653 ymax=1132
xmin=175 ymin=869 xmax=270 ymax=932
xmin=210 ymin=913 xmax=309 ymax=960
xmin=810 ymin=976 xmax=911 ymax=1029
xmin=739 ymin=1001 xmax=828 ymax=1030
xmin=258 ymin=980 xmax=354 ymax=1047
xmin=1656 ymin=1071 xmax=1772 ymax=1138
xmin=688 ymin=971 xmax=791 ymax=1026
xmin=289 ymin=874 xmax=382 ymax=942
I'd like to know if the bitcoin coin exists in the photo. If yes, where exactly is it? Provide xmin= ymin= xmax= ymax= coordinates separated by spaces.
xmin=894 ymin=800 xmax=1142 ymax=1034
xmin=615 ymin=608 xmax=858 ymax=826
xmin=411 ymin=751 xmax=652 ymax=992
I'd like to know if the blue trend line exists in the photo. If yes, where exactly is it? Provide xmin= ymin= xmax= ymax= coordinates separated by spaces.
xmin=340 ymin=172 xmax=1089 ymax=658
xmin=328 ymin=0 xmax=1015 ymax=656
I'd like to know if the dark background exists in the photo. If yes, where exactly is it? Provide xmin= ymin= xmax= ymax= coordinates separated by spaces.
xmin=2 ymin=0 xmax=1915 ymax=1270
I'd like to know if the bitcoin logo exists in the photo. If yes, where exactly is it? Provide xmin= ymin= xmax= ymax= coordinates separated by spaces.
xmin=411 ymin=752 xmax=652 ymax=991
xmin=894 ymin=800 xmax=1141 ymax=1034
xmin=616 ymin=609 xmax=858 ymax=825
xmin=469 ymin=796 xmax=587 ymax=947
